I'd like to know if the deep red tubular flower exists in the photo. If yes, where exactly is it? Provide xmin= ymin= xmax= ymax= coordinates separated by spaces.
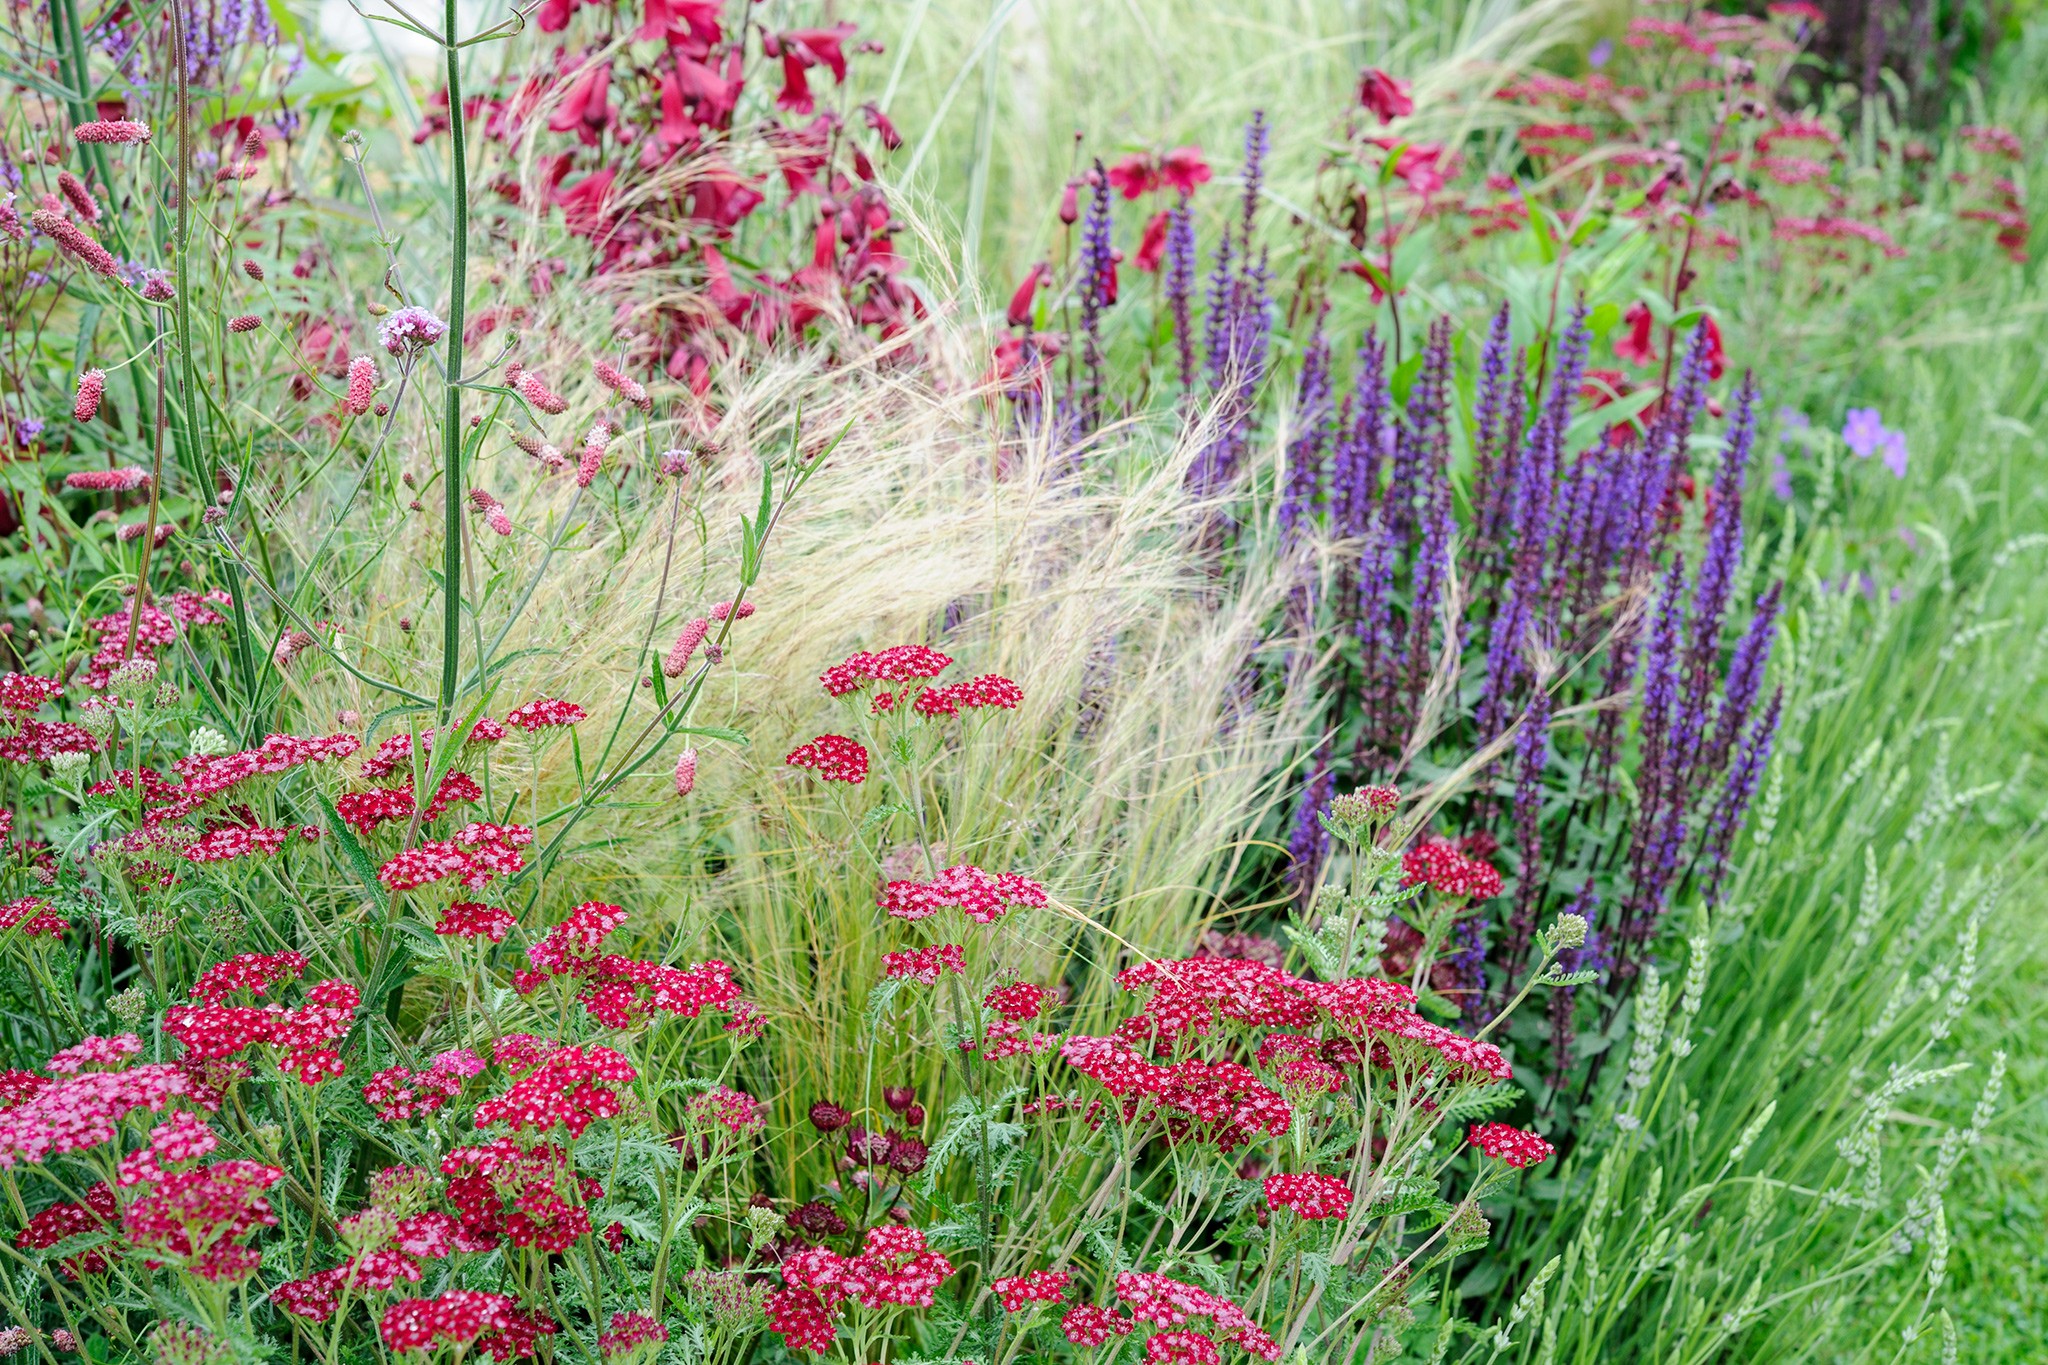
xmin=1006 ymin=263 xmax=1046 ymax=327
xmin=1468 ymin=1121 xmax=1555 ymax=1168
xmin=73 ymin=368 xmax=105 ymax=421
xmin=1359 ymin=68 xmax=1414 ymax=122
xmin=785 ymin=733 xmax=868 ymax=784
xmin=1263 ymin=1171 xmax=1354 ymax=1220
xmin=30 ymin=208 xmax=118 ymax=276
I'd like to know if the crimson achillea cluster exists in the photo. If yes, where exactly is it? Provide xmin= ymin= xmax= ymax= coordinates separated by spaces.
xmin=357 ymin=720 xmax=505 ymax=779
xmin=881 ymin=943 xmax=965 ymax=983
xmin=377 ymin=1289 xmax=556 ymax=1357
xmin=877 ymin=864 xmax=1048 ymax=923
xmin=1399 ymin=839 xmax=1504 ymax=900
xmin=181 ymin=822 xmax=322 ymax=863
xmin=1262 ymin=1171 xmax=1354 ymax=1220
xmin=0 ymin=673 xmax=63 ymax=711
xmin=1115 ymin=1272 xmax=1280 ymax=1359
xmin=363 ymin=1049 xmax=486 ymax=1122
xmin=510 ymin=899 xmax=754 ymax=1030
xmin=764 ymin=1225 xmax=957 ymax=1354
xmin=121 ymin=1159 xmax=283 ymax=1282
xmin=163 ymin=977 xmax=360 ymax=1085
xmin=1060 ymin=1036 xmax=1293 ymax=1152
xmin=503 ymin=697 xmax=588 ymax=731
xmin=0 ymin=896 xmax=71 ymax=938
xmin=13 ymin=1182 xmax=117 ymax=1277
xmin=1062 ymin=1303 xmax=1138 ymax=1346
xmin=376 ymin=822 xmax=533 ymax=891
xmin=983 ymin=979 xmax=1050 ymax=1021
xmin=910 ymin=672 xmax=1023 ymax=717
xmin=785 ymin=732 xmax=869 ymax=783
xmin=994 ymin=1268 xmax=1071 ymax=1311
xmin=470 ymin=1035 xmax=637 ymax=1136
xmin=1468 ymin=1121 xmax=1556 ymax=1168
xmin=188 ymin=952 xmax=307 ymax=1004
xmin=819 ymin=644 xmax=953 ymax=696
xmin=597 ymin=1311 xmax=668 ymax=1359
xmin=435 ymin=901 xmax=519 ymax=941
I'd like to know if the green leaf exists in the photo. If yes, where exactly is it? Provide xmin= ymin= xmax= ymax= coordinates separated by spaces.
xmin=316 ymin=793 xmax=387 ymax=916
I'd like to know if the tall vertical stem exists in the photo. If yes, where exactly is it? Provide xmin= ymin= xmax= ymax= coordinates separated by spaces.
xmin=438 ymin=2 xmax=469 ymax=723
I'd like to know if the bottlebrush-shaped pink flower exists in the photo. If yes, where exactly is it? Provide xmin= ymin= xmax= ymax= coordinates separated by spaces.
xmin=30 ymin=208 xmax=118 ymax=276
xmin=344 ymin=355 xmax=377 ymax=414
xmin=663 ymin=618 xmax=711 ymax=677
xmin=516 ymin=369 xmax=568 ymax=414
xmin=228 ymin=314 xmax=260 ymax=333
xmin=592 ymin=358 xmax=651 ymax=411
xmin=73 ymin=368 xmax=105 ymax=422
xmin=64 ymin=467 xmax=150 ymax=492
xmin=74 ymin=119 xmax=152 ymax=143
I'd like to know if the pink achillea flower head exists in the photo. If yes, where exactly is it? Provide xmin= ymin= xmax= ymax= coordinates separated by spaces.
xmin=377 ymin=305 xmax=448 ymax=356
xmin=598 ymin=1312 xmax=668 ymax=1359
xmin=74 ymin=119 xmax=152 ymax=144
xmin=1468 ymin=1122 xmax=1554 ymax=1168
xmin=592 ymin=358 xmax=651 ymax=411
xmin=993 ymin=1269 xmax=1070 ymax=1312
xmin=504 ymin=698 xmax=586 ymax=731
xmin=56 ymin=172 xmax=99 ymax=223
xmin=516 ymin=370 xmax=567 ymax=414
xmin=1061 ymin=1304 xmax=1135 ymax=1347
xmin=1146 ymin=1330 xmax=1222 ymax=1365
xmin=344 ymin=355 xmax=378 ymax=415
xmin=228 ymin=314 xmax=260 ymax=333
xmin=434 ymin=901 xmax=517 ymax=941
xmin=663 ymin=619 xmax=711 ymax=678
xmin=73 ymin=369 xmax=105 ymax=422
xmin=785 ymin=734 xmax=868 ymax=783
xmin=881 ymin=944 xmax=965 ymax=984
xmin=30 ymin=208 xmax=119 ymax=276
xmin=65 ymin=466 xmax=151 ymax=492
xmin=877 ymin=865 xmax=1047 ymax=924
xmin=1263 ymin=1171 xmax=1353 ymax=1220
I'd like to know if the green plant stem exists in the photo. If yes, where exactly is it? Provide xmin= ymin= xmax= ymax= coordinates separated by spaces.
xmin=438 ymin=0 xmax=470 ymax=725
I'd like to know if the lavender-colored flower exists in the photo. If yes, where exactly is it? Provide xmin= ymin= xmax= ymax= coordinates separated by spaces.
xmin=1500 ymin=683 xmax=1553 ymax=994
xmin=378 ymin=305 xmax=448 ymax=356
xmin=1164 ymin=195 xmax=1198 ymax=391
xmin=1842 ymin=407 xmax=1887 ymax=458
xmin=1703 ymin=580 xmax=1780 ymax=778
xmin=1328 ymin=335 xmax=1387 ymax=543
xmin=1280 ymin=322 xmax=1333 ymax=538
xmin=1675 ymin=377 xmax=1758 ymax=792
xmin=1702 ymin=686 xmax=1781 ymax=900
xmin=1354 ymin=513 xmax=1401 ymax=764
xmin=1285 ymin=753 xmax=1336 ymax=905
xmin=1077 ymin=166 xmax=1117 ymax=428
xmin=1238 ymin=110 xmax=1268 ymax=253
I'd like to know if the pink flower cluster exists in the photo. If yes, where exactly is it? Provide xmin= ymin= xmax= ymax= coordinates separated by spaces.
xmin=0 ymin=1055 xmax=212 ymax=1168
xmin=376 ymin=822 xmax=532 ymax=891
xmin=785 ymin=733 xmax=868 ymax=783
xmin=358 ymin=721 xmax=505 ymax=779
xmin=162 ymin=977 xmax=360 ymax=1084
xmin=877 ymin=864 xmax=1047 ymax=924
xmin=819 ymin=644 xmax=953 ymax=696
xmin=0 ymin=896 xmax=71 ymax=939
xmin=1115 ymin=1272 xmax=1280 ymax=1360
xmin=378 ymin=1290 xmax=557 ymax=1357
xmin=0 ymin=673 xmax=63 ymax=711
xmin=435 ymin=901 xmax=518 ymax=941
xmin=512 ymin=900 xmax=752 ymax=1030
xmin=1060 ymin=1037 xmax=1292 ymax=1152
xmin=765 ymin=1225 xmax=957 ymax=1354
xmin=1262 ymin=1171 xmax=1354 ymax=1220
xmin=881 ymin=943 xmax=964 ymax=983
xmin=993 ymin=1268 xmax=1070 ymax=1311
xmin=337 ymin=770 xmax=483 ymax=834
xmin=984 ymin=980 xmax=1050 ymax=1022
xmin=1114 ymin=958 xmax=1319 ymax=1048
xmin=471 ymin=1036 xmax=637 ymax=1137
xmin=1468 ymin=1122 xmax=1555 ymax=1168
xmin=182 ymin=823 xmax=322 ymax=863
xmin=364 ymin=1050 xmax=487 ymax=1122
xmin=121 ymin=1158 xmax=283 ymax=1283
xmin=598 ymin=1311 xmax=668 ymax=1359
xmin=911 ymin=673 xmax=1023 ymax=717
xmin=504 ymin=697 xmax=588 ymax=731
xmin=1400 ymin=840 xmax=1504 ymax=900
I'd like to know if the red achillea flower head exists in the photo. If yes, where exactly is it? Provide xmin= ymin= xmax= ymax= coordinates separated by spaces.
xmin=663 ymin=618 xmax=711 ymax=677
xmin=64 ymin=466 xmax=149 ymax=491
xmin=1469 ymin=1121 xmax=1555 ymax=1168
xmin=591 ymin=359 xmax=651 ymax=412
xmin=786 ymin=733 xmax=868 ymax=784
xmin=344 ymin=355 xmax=378 ymax=415
xmin=881 ymin=944 xmax=964 ymax=984
xmin=597 ymin=1311 xmax=668 ymax=1359
xmin=73 ymin=368 xmax=105 ymax=422
xmin=190 ymin=952 xmax=308 ymax=1005
xmin=983 ymin=980 xmax=1049 ymax=1022
xmin=1006 ymin=262 xmax=1047 ymax=327
xmin=472 ymin=1040 xmax=637 ymax=1137
xmin=1359 ymin=68 xmax=1414 ymax=122
xmin=764 ymin=1286 xmax=837 ymax=1353
xmin=1400 ymin=839 xmax=1502 ymax=900
xmin=504 ymin=697 xmax=587 ymax=731
xmin=1263 ymin=1171 xmax=1353 ymax=1220
xmin=378 ymin=1290 xmax=558 ymax=1356
xmin=819 ymin=644 xmax=953 ymax=695
xmin=74 ymin=119 xmax=152 ymax=144
xmin=1061 ymin=1304 xmax=1135 ymax=1347
xmin=993 ymin=1269 xmax=1070 ymax=1312
xmin=228 ymin=314 xmax=260 ymax=333
xmin=912 ymin=673 xmax=1023 ymax=718
xmin=877 ymin=864 xmax=1048 ymax=924
xmin=1146 ymin=1330 xmax=1222 ymax=1365
xmin=0 ymin=673 xmax=63 ymax=711
xmin=673 ymin=747 xmax=698 ymax=796
xmin=434 ymin=901 xmax=517 ymax=942
xmin=516 ymin=370 xmax=567 ymax=414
